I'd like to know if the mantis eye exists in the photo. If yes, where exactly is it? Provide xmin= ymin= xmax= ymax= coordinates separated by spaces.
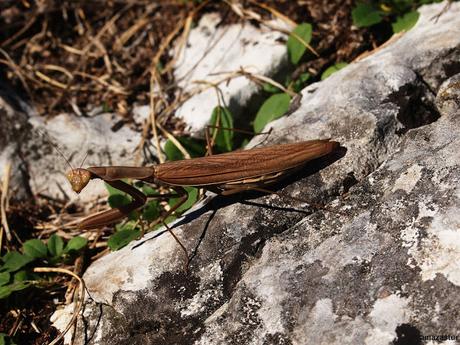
xmin=66 ymin=169 xmax=91 ymax=193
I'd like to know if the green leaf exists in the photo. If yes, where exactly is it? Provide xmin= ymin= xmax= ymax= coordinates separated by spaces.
xmin=352 ymin=3 xmax=383 ymax=27
xmin=0 ymin=286 xmax=12 ymax=299
xmin=292 ymin=72 xmax=311 ymax=92
xmin=9 ymin=280 xmax=29 ymax=292
xmin=105 ymin=181 xmax=132 ymax=208
xmin=121 ymin=221 xmax=139 ymax=232
xmin=164 ymin=137 xmax=206 ymax=161
xmin=164 ymin=139 xmax=185 ymax=161
xmin=108 ymin=194 xmax=132 ymax=208
xmin=0 ymin=279 xmax=31 ymax=298
xmin=262 ymin=82 xmax=282 ymax=94
xmin=102 ymin=102 xmax=112 ymax=113
xmin=210 ymin=106 xmax=234 ymax=152
xmin=321 ymin=62 xmax=348 ymax=80
xmin=108 ymin=229 xmax=141 ymax=251
xmin=105 ymin=180 xmax=130 ymax=196
xmin=105 ymin=181 xmax=139 ymax=220
xmin=0 ymin=272 xmax=10 ymax=286
xmin=240 ymin=138 xmax=250 ymax=148
xmin=13 ymin=270 xmax=28 ymax=282
xmin=168 ymin=187 xmax=199 ymax=214
xmin=47 ymin=234 xmax=64 ymax=257
xmin=23 ymin=239 xmax=48 ymax=259
xmin=1 ymin=251 xmax=34 ymax=272
xmin=0 ymin=333 xmax=16 ymax=345
xmin=180 ymin=137 xmax=207 ymax=158
xmin=115 ymin=220 xmax=138 ymax=232
xmin=253 ymin=93 xmax=291 ymax=133
xmin=287 ymin=23 xmax=313 ymax=65
xmin=141 ymin=183 xmax=158 ymax=196
xmin=392 ymin=11 xmax=419 ymax=33
xmin=142 ymin=200 xmax=160 ymax=222
xmin=64 ymin=236 xmax=88 ymax=253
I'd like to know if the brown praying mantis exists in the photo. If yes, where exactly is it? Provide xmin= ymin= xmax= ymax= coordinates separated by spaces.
xmin=66 ymin=138 xmax=340 ymax=267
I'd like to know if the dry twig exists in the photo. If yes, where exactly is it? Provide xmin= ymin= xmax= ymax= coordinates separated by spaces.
xmin=33 ymin=267 xmax=85 ymax=345
xmin=1 ymin=162 xmax=12 ymax=243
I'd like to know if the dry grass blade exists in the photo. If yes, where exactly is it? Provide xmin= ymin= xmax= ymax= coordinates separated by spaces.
xmin=289 ymin=31 xmax=319 ymax=58
xmin=151 ymin=15 xmax=187 ymax=74
xmin=0 ymin=15 xmax=37 ymax=47
xmin=163 ymin=0 xmax=210 ymax=75
xmin=236 ymin=68 xmax=297 ymax=97
xmin=165 ymin=14 xmax=194 ymax=74
xmin=114 ymin=17 xmax=149 ymax=51
xmin=75 ymin=71 xmax=128 ymax=95
xmin=149 ymin=70 xmax=165 ymax=164
xmin=35 ymin=70 xmax=69 ymax=89
xmin=33 ymin=267 xmax=85 ymax=345
xmin=43 ymin=64 xmax=73 ymax=79
xmin=225 ymin=0 xmax=318 ymax=57
xmin=0 ymin=48 xmax=33 ymax=99
xmin=48 ymin=7 xmax=127 ymax=113
xmin=1 ymin=162 xmax=12 ymax=243
xmin=157 ymin=122 xmax=191 ymax=160
xmin=191 ymin=68 xmax=296 ymax=100
xmin=248 ymin=0 xmax=297 ymax=27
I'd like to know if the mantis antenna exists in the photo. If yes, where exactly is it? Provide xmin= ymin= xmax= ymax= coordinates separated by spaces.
xmin=35 ymin=128 xmax=74 ymax=171
xmin=79 ymin=152 xmax=89 ymax=169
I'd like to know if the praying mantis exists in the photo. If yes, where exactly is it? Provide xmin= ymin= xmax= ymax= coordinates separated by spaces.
xmin=66 ymin=138 xmax=340 ymax=267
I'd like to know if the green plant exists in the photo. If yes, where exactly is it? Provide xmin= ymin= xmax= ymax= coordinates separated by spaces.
xmin=104 ymin=179 xmax=200 ymax=251
xmin=209 ymin=106 xmax=234 ymax=152
xmin=0 ymin=333 xmax=17 ymax=345
xmin=351 ymin=1 xmax=424 ymax=33
xmin=287 ymin=23 xmax=313 ymax=65
xmin=392 ymin=11 xmax=419 ymax=33
xmin=164 ymin=137 xmax=206 ymax=161
xmin=253 ymin=93 xmax=291 ymax=133
xmin=0 ymin=236 xmax=87 ymax=299
xmin=352 ymin=3 xmax=383 ymax=27
xmin=321 ymin=62 xmax=348 ymax=80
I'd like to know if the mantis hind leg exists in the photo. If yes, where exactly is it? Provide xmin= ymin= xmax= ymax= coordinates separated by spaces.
xmin=159 ymin=186 xmax=190 ymax=271
xmin=219 ymin=185 xmax=330 ymax=213
xmin=142 ymin=186 xmax=190 ymax=269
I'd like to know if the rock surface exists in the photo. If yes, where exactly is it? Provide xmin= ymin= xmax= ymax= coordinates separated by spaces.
xmin=51 ymin=2 xmax=460 ymax=345
xmin=0 ymin=90 xmax=33 ymax=200
xmin=26 ymin=113 xmax=143 ymax=202
xmin=0 ymin=101 xmax=144 ymax=203
xmin=196 ymin=74 xmax=460 ymax=345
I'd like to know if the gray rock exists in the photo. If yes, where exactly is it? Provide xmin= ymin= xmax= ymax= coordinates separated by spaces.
xmin=197 ymin=74 xmax=460 ymax=345
xmin=26 ymin=113 xmax=142 ymax=203
xmin=0 ymin=101 xmax=144 ymax=203
xmin=53 ymin=2 xmax=460 ymax=344
xmin=0 ymin=90 xmax=33 ymax=200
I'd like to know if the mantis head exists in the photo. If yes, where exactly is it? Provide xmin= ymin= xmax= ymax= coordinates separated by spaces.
xmin=66 ymin=168 xmax=92 ymax=193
